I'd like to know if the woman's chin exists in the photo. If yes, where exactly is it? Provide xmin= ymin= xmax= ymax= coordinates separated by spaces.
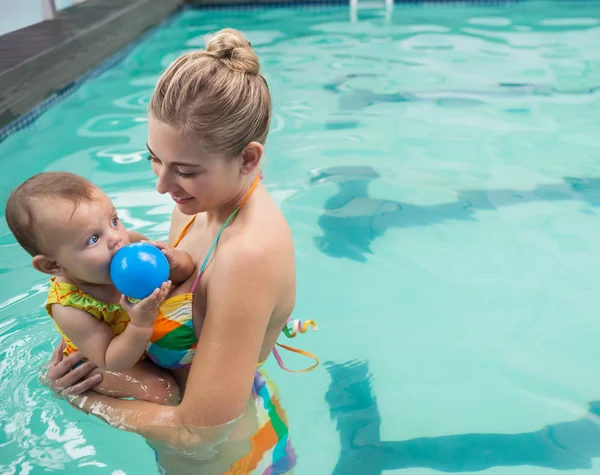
xmin=176 ymin=199 xmax=202 ymax=215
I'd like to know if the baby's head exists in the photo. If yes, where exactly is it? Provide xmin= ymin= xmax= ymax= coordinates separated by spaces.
xmin=5 ymin=172 xmax=129 ymax=285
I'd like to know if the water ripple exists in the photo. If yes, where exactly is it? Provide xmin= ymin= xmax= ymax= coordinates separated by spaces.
xmin=0 ymin=309 xmax=96 ymax=472
xmin=3 ymin=3 xmax=600 ymax=474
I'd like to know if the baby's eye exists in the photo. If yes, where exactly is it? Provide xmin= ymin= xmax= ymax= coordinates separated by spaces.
xmin=86 ymin=234 xmax=100 ymax=247
xmin=111 ymin=217 xmax=119 ymax=227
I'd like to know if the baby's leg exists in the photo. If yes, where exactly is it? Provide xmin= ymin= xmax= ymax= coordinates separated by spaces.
xmin=89 ymin=360 xmax=180 ymax=405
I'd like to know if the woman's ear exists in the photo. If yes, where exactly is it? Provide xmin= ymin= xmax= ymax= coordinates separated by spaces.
xmin=240 ymin=142 xmax=263 ymax=175
xmin=32 ymin=255 xmax=63 ymax=276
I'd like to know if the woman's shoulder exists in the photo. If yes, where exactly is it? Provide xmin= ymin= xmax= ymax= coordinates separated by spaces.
xmin=217 ymin=198 xmax=294 ymax=283
xmin=205 ymin=192 xmax=296 ymax=324
xmin=209 ymin=230 xmax=294 ymax=322
xmin=224 ymin=221 xmax=292 ymax=272
xmin=244 ymin=192 xmax=294 ymax=257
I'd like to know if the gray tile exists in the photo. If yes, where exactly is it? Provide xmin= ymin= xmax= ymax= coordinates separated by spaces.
xmin=0 ymin=0 xmax=182 ymax=129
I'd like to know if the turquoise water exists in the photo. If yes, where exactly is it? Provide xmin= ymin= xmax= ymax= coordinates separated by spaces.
xmin=3 ymin=2 xmax=600 ymax=473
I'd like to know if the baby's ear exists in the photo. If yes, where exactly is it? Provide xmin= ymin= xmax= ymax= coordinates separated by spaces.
xmin=32 ymin=255 xmax=63 ymax=276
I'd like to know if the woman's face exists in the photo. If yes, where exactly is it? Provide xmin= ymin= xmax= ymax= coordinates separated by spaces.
xmin=147 ymin=116 xmax=245 ymax=215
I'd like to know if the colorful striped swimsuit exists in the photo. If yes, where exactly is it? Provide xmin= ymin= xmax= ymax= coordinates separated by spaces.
xmin=145 ymin=175 xmax=318 ymax=373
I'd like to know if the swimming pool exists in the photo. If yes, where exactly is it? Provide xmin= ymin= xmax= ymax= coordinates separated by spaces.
xmin=2 ymin=1 xmax=600 ymax=473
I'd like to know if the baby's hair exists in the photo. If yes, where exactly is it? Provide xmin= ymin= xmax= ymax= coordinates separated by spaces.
xmin=149 ymin=28 xmax=271 ymax=158
xmin=5 ymin=172 xmax=96 ymax=256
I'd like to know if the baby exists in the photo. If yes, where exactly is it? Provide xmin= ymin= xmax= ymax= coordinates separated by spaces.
xmin=5 ymin=171 xmax=195 ymax=404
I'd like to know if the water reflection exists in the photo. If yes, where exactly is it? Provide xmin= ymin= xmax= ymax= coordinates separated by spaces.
xmin=324 ymin=74 xmax=600 ymax=111
xmin=312 ymin=166 xmax=600 ymax=262
xmin=326 ymin=360 xmax=600 ymax=473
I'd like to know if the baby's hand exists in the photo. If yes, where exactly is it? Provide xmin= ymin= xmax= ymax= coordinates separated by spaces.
xmin=143 ymin=240 xmax=195 ymax=285
xmin=143 ymin=240 xmax=186 ymax=271
xmin=120 ymin=281 xmax=172 ymax=329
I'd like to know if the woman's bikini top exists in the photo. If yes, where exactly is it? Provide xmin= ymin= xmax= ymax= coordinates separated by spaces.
xmin=145 ymin=175 xmax=319 ymax=373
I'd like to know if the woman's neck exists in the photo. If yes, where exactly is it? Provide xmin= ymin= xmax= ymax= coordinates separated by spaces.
xmin=205 ymin=174 xmax=259 ymax=228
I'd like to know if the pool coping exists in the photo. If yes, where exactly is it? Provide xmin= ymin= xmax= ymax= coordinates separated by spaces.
xmin=0 ymin=0 xmax=183 ymax=132
xmin=0 ymin=0 xmax=591 ymax=139
xmin=0 ymin=0 xmax=370 ymax=140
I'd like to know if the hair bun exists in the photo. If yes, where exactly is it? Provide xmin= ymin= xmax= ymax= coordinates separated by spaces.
xmin=205 ymin=28 xmax=260 ymax=75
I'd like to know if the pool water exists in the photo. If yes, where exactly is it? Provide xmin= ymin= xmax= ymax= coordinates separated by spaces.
xmin=3 ymin=2 xmax=600 ymax=473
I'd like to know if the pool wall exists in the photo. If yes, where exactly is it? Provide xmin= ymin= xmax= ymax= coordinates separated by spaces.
xmin=0 ymin=0 xmax=527 ymax=139
xmin=0 ymin=0 xmax=182 ymax=134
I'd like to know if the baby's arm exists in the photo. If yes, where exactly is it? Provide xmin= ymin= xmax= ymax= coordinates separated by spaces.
xmin=50 ymin=282 xmax=171 ymax=371
xmin=144 ymin=240 xmax=195 ymax=285
xmin=51 ymin=306 xmax=151 ymax=371
xmin=168 ymin=249 xmax=195 ymax=284
xmin=128 ymin=232 xmax=193 ymax=283
xmin=128 ymin=230 xmax=148 ymax=243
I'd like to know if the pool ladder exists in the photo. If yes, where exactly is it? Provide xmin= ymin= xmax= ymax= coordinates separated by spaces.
xmin=349 ymin=0 xmax=394 ymax=22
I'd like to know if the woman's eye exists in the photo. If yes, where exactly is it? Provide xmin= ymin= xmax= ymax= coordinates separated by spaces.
xmin=176 ymin=171 xmax=196 ymax=178
xmin=146 ymin=153 xmax=196 ymax=178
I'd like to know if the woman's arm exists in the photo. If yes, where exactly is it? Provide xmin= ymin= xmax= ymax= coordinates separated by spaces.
xmin=67 ymin=243 xmax=275 ymax=441
xmin=69 ymin=392 xmax=240 ymax=448
xmin=176 ymin=244 xmax=275 ymax=426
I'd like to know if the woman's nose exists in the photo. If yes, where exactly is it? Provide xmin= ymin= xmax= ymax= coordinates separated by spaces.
xmin=156 ymin=169 xmax=172 ymax=195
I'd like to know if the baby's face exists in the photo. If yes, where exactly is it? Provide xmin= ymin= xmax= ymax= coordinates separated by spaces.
xmin=42 ymin=188 xmax=130 ymax=285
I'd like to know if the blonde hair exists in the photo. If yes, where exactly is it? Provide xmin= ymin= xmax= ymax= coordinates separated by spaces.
xmin=149 ymin=28 xmax=271 ymax=158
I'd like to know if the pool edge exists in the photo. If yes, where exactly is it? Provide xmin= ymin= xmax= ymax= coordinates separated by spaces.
xmin=0 ymin=0 xmax=183 ymax=134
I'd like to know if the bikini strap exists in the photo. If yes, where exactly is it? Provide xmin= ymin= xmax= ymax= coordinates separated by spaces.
xmin=272 ymin=343 xmax=319 ymax=373
xmin=181 ymin=173 xmax=320 ymax=373
xmin=272 ymin=317 xmax=320 ymax=373
xmin=172 ymin=215 xmax=197 ymax=248
xmin=190 ymin=175 xmax=261 ymax=293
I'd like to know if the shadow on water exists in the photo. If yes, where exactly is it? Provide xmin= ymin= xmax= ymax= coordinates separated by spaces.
xmin=325 ymin=360 xmax=600 ymax=474
xmin=324 ymin=74 xmax=600 ymax=111
xmin=311 ymin=166 xmax=600 ymax=262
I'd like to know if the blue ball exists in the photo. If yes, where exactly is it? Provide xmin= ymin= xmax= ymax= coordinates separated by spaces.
xmin=110 ymin=242 xmax=170 ymax=300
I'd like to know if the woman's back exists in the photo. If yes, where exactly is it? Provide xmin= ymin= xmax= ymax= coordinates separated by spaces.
xmin=235 ymin=184 xmax=297 ymax=364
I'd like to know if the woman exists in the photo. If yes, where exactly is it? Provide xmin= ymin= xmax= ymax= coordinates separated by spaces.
xmin=45 ymin=28 xmax=317 ymax=473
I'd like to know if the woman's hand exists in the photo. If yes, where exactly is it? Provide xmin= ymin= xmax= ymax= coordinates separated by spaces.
xmin=44 ymin=339 xmax=103 ymax=396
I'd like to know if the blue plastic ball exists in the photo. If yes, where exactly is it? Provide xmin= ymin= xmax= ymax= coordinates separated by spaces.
xmin=110 ymin=242 xmax=170 ymax=300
